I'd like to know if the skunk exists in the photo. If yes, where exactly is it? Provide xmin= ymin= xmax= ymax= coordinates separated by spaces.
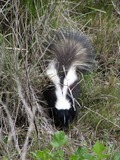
xmin=43 ymin=30 xmax=95 ymax=129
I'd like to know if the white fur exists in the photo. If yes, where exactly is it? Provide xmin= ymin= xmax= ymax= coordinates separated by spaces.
xmin=46 ymin=62 xmax=78 ymax=110
xmin=55 ymin=81 xmax=71 ymax=110
xmin=64 ymin=66 xmax=77 ymax=86
xmin=56 ymin=66 xmax=78 ymax=110
xmin=46 ymin=60 xmax=60 ymax=85
xmin=55 ymin=96 xmax=71 ymax=110
xmin=63 ymin=66 xmax=77 ymax=96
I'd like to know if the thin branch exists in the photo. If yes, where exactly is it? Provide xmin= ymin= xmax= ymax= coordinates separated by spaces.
xmin=0 ymin=100 xmax=21 ymax=155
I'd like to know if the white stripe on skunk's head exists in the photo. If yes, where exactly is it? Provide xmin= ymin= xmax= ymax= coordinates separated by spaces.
xmin=55 ymin=96 xmax=71 ymax=110
xmin=46 ymin=60 xmax=78 ymax=110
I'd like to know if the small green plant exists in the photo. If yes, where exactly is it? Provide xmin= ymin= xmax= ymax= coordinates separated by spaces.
xmin=31 ymin=131 xmax=120 ymax=160
xmin=31 ymin=131 xmax=67 ymax=160
xmin=69 ymin=141 xmax=109 ymax=160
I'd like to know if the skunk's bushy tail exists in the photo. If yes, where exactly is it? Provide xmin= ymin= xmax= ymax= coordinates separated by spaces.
xmin=47 ymin=29 xmax=95 ymax=72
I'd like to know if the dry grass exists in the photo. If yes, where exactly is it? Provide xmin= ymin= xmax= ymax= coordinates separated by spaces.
xmin=0 ymin=0 xmax=120 ymax=159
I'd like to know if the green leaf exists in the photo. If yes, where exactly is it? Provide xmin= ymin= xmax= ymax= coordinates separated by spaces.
xmin=76 ymin=146 xmax=89 ymax=155
xmin=31 ymin=149 xmax=51 ymax=160
xmin=57 ymin=150 xmax=64 ymax=157
xmin=76 ymin=147 xmax=93 ymax=159
xmin=92 ymin=141 xmax=110 ymax=159
xmin=50 ymin=131 xmax=67 ymax=148
xmin=114 ymin=152 xmax=120 ymax=160
xmin=70 ymin=147 xmax=94 ymax=160
xmin=69 ymin=154 xmax=79 ymax=160
xmin=51 ymin=150 xmax=64 ymax=159
xmin=3 ymin=157 xmax=9 ymax=160
xmin=92 ymin=141 xmax=106 ymax=155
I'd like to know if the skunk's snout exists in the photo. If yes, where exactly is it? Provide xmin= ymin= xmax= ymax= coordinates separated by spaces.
xmin=53 ymin=108 xmax=76 ymax=129
xmin=54 ymin=109 xmax=69 ymax=128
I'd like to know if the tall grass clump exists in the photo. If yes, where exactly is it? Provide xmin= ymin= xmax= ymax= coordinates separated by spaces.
xmin=0 ymin=0 xmax=120 ymax=159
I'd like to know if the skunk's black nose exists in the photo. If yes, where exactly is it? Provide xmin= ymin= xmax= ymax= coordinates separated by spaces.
xmin=51 ymin=100 xmax=77 ymax=129
xmin=53 ymin=109 xmax=72 ymax=129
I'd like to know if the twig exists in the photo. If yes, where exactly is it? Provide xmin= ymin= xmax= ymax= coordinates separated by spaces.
xmin=16 ymin=77 xmax=34 ymax=160
xmin=112 ymin=1 xmax=120 ymax=15
xmin=5 ymin=47 xmax=26 ymax=51
xmin=0 ymin=100 xmax=21 ymax=155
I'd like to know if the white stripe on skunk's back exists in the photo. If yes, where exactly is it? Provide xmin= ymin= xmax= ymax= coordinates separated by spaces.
xmin=46 ymin=60 xmax=60 ymax=85
xmin=46 ymin=61 xmax=78 ymax=110
xmin=63 ymin=66 xmax=77 ymax=97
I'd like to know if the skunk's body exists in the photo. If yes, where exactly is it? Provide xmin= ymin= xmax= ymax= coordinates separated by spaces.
xmin=43 ymin=30 xmax=95 ymax=129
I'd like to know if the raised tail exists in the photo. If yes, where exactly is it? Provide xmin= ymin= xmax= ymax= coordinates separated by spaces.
xmin=46 ymin=29 xmax=95 ymax=72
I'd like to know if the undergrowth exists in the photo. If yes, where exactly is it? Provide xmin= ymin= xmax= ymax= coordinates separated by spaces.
xmin=0 ymin=0 xmax=120 ymax=160
xmin=31 ymin=131 xmax=120 ymax=160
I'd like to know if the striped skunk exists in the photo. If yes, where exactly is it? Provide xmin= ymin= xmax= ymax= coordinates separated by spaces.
xmin=43 ymin=29 xmax=95 ymax=130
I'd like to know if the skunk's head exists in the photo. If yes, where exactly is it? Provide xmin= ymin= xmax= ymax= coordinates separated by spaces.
xmin=45 ymin=60 xmax=78 ymax=129
xmin=43 ymin=85 xmax=77 ymax=129
xmin=53 ymin=90 xmax=77 ymax=129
